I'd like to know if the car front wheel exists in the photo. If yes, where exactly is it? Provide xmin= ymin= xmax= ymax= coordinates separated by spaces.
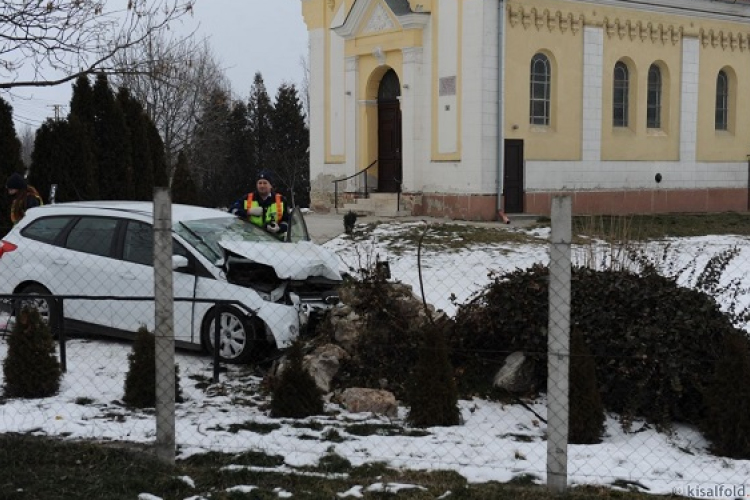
xmin=201 ymin=307 xmax=265 ymax=364
xmin=16 ymin=283 xmax=56 ymax=327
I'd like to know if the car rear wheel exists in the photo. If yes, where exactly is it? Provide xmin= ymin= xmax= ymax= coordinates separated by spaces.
xmin=16 ymin=283 xmax=56 ymax=327
xmin=201 ymin=307 xmax=266 ymax=364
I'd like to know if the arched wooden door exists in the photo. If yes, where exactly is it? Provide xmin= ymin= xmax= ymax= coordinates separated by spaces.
xmin=377 ymin=69 xmax=402 ymax=193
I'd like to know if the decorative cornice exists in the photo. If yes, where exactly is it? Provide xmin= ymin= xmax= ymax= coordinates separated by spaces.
xmin=507 ymin=6 xmax=584 ymax=35
xmin=699 ymin=28 xmax=750 ymax=51
xmin=602 ymin=17 xmax=682 ymax=45
xmin=571 ymin=0 xmax=750 ymax=24
xmin=508 ymin=1 xmax=750 ymax=48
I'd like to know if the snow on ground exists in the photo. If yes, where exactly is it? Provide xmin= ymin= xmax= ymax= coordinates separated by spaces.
xmin=2 ymin=224 xmax=750 ymax=498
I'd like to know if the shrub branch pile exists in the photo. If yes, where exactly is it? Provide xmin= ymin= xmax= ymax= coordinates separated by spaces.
xmin=334 ymin=279 xmax=434 ymax=400
xmin=702 ymin=331 xmax=750 ymax=459
xmin=452 ymin=263 xmax=746 ymax=431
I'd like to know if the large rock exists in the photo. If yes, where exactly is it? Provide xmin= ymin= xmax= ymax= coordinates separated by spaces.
xmin=493 ymin=351 xmax=537 ymax=394
xmin=340 ymin=388 xmax=398 ymax=417
xmin=331 ymin=309 xmax=364 ymax=352
xmin=303 ymin=343 xmax=349 ymax=393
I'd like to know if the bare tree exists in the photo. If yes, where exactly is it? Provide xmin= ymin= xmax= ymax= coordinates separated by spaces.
xmin=0 ymin=0 xmax=195 ymax=90
xmin=19 ymin=125 xmax=34 ymax=170
xmin=110 ymin=31 xmax=229 ymax=181
xmin=299 ymin=52 xmax=310 ymax=128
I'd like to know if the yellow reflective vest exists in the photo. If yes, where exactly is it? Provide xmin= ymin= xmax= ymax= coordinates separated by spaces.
xmin=243 ymin=192 xmax=284 ymax=228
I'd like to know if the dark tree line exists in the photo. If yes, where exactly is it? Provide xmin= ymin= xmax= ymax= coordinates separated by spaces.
xmin=28 ymin=74 xmax=168 ymax=205
xmin=0 ymin=98 xmax=25 ymax=236
xmin=0 ymin=71 xmax=309 ymax=236
xmin=183 ymin=72 xmax=310 ymax=208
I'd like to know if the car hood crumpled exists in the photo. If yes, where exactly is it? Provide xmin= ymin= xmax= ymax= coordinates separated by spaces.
xmin=218 ymin=240 xmax=342 ymax=281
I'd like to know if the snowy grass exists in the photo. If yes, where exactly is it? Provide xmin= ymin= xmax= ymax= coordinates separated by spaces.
xmin=2 ymin=218 xmax=750 ymax=498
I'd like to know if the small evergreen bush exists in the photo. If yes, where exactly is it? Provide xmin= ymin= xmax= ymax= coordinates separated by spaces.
xmin=701 ymin=332 xmax=750 ymax=459
xmin=568 ymin=330 xmax=605 ymax=444
xmin=343 ymin=210 xmax=357 ymax=235
xmin=2 ymin=307 xmax=61 ymax=398
xmin=334 ymin=279 xmax=426 ymax=400
xmin=123 ymin=327 xmax=183 ymax=409
xmin=406 ymin=317 xmax=460 ymax=427
xmin=270 ymin=340 xmax=324 ymax=418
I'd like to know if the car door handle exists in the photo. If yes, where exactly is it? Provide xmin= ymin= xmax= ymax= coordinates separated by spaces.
xmin=120 ymin=273 xmax=137 ymax=280
xmin=52 ymin=259 xmax=68 ymax=266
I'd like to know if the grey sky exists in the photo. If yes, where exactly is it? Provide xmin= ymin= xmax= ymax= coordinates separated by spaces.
xmin=5 ymin=0 xmax=309 ymax=131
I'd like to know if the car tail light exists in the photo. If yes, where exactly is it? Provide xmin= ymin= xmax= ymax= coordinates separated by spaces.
xmin=0 ymin=240 xmax=17 ymax=258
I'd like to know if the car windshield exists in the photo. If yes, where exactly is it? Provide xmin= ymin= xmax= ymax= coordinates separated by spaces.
xmin=174 ymin=216 xmax=281 ymax=263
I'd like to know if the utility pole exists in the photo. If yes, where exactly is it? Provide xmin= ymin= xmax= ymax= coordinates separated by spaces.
xmin=47 ymin=104 xmax=66 ymax=121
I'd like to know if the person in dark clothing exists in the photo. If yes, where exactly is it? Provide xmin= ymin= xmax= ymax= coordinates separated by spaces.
xmin=230 ymin=170 xmax=290 ymax=238
xmin=6 ymin=173 xmax=42 ymax=225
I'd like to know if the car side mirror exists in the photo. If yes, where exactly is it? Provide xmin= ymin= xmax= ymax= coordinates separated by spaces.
xmin=172 ymin=255 xmax=189 ymax=270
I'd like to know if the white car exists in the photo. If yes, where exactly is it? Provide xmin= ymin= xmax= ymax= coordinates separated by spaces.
xmin=0 ymin=202 xmax=343 ymax=363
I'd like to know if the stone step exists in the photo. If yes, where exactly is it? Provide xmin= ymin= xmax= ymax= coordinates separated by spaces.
xmin=369 ymin=210 xmax=412 ymax=217
xmin=504 ymin=213 xmax=544 ymax=223
xmin=340 ymin=203 xmax=411 ymax=217
xmin=341 ymin=204 xmax=372 ymax=216
xmin=342 ymin=193 xmax=404 ymax=213
xmin=367 ymin=192 xmax=400 ymax=201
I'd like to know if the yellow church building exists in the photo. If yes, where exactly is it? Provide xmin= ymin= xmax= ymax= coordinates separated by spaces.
xmin=301 ymin=0 xmax=750 ymax=219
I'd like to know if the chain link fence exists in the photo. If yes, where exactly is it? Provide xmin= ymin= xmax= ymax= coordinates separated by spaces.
xmin=1 ymin=193 xmax=750 ymax=496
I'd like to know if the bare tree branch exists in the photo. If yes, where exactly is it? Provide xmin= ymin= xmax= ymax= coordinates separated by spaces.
xmin=110 ymin=28 xmax=229 ymax=179
xmin=298 ymin=51 xmax=310 ymax=127
xmin=0 ymin=0 xmax=195 ymax=89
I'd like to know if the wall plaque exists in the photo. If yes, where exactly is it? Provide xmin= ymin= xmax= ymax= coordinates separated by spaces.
xmin=439 ymin=76 xmax=456 ymax=96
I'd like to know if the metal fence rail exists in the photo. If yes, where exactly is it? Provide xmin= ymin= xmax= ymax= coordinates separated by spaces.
xmin=2 ymin=194 xmax=750 ymax=496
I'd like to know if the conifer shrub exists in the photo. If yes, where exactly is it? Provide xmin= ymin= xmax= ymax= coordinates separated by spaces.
xmin=2 ymin=306 xmax=61 ymax=398
xmin=270 ymin=340 xmax=324 ymax=418
xmin=568 ymin=330 xmax=605 ymax=444
xmin=123 ymin=327 xmax=183 ymax=409
xmin=406 ymin=317 xmax=460 ymax=427
xmin=334 ymin=277 xmax=427 ymax=400
xmin=701 ymin=331 xmax=750 ymax=459
xmin=343 ymin=210 xmax=358 ymax=235
xmin=452 ymin=263 xmax=742 ymax=431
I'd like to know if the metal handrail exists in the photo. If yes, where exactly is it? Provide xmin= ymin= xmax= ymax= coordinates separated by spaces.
xmin=332 ymin=160 xmax=378 ymax=211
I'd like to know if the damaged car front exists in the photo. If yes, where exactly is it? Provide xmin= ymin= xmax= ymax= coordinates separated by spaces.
xmin=173 ymin=208 xmax=343 ymax=350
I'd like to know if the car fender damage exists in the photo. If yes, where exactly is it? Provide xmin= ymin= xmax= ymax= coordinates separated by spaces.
xmin=221 ymin=244 xmax=342 ymax=311
xmin=218 ymin=240 xmax=342 ymax=281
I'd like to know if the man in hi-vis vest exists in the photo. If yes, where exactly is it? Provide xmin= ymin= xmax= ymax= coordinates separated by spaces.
xmin=230 ymin=169 xmax=290 ymax=238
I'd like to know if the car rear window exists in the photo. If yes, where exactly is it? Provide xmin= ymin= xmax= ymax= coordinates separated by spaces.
xmin=20 ymin=216 xmax=74 ymax=244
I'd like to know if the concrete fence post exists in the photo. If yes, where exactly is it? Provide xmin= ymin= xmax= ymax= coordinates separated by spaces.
xmin=547 ymin=195 xmax=572 ymax=493
xmin=153 ymin=188 xmax=176 ymax=464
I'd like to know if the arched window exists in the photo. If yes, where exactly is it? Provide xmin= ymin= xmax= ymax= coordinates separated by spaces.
xmin=647 ymin=65 xmax=662 ymax=129
xmin=716 ymin=70 xmax=729 ymax=131
xmin=530 ymin=53 xmax=551 ymax=125
xmin=613 ymin=61 xmax=629 ymax=127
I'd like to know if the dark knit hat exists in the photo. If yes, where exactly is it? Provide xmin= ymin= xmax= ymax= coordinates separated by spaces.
xmin=256 ymin=169 xmax=275 ymax=186
xmin=6 ymin=172 xmax=26 ymax=190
